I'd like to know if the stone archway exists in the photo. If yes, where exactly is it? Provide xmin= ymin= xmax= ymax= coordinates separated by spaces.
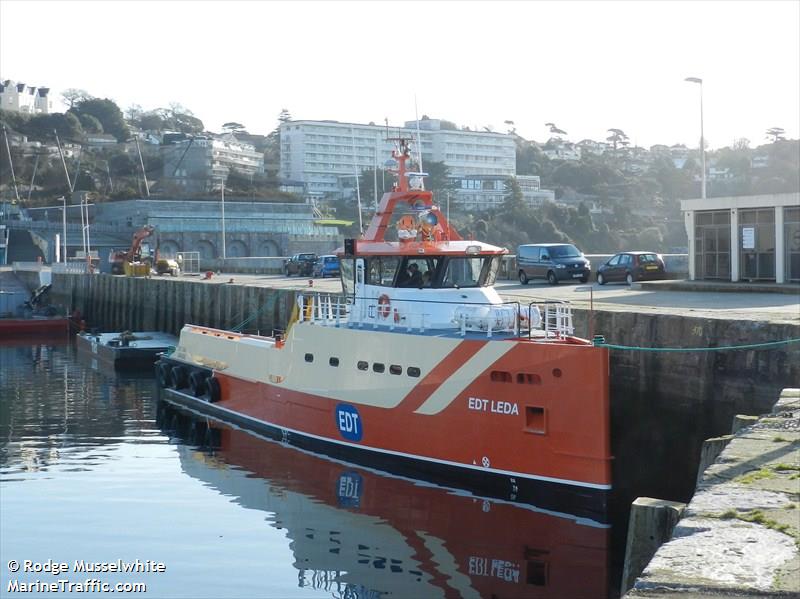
xmin=226 ymin=240 xmax=248 ymax=258
xmin=159 ymin=239 xmax=180 ymax=258
xmin=258 ymin=239 xmax=281 ymax=256
xmin=196 ymin=240 xmax=217 ymax=260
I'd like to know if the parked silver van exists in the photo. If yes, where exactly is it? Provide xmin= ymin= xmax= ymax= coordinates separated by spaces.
xmin=517 ymin=243 xmax=591 ymax=285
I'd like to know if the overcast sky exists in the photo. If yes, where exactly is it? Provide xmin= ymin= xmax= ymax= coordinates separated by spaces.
xmin=1 ymin=0 xmax=798 ymax=149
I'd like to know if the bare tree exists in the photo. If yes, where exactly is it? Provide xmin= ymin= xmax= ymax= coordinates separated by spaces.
xmin=61 ymin=88 xmax=92 ymax=109
xmin=766 ymin=127 xmax=786 ymax=143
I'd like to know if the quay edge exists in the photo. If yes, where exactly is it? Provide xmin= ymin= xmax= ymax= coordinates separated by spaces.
xmin=625 ymin=388 xmax=800 ymax=598
xmin=50 ymin=272 xmax=799 ymax=417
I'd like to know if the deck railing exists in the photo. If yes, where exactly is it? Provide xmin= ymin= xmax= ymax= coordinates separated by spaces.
xmin=296 ymin=293 xmax=576 ymax=339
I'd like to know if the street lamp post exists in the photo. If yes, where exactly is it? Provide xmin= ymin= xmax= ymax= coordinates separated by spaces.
xmin=61 ymin=196 xmax=67 ymax=263
xmin=684 ymin=76 xmax=706 ymax=199
xmin=217 ymin=177 xmax=226 ymax=262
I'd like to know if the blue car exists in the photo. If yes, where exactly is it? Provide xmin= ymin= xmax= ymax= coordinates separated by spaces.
xmin=313 ymin=255 xmax=340 ymax=278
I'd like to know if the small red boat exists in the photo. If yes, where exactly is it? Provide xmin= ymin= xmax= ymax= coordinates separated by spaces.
xmin=159 ymin=138 xmax=612 ymax=520
xmin=0 ymin=316 xmax=70 ymax=335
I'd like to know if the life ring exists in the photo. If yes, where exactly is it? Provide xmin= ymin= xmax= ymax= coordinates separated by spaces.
xmin=377 ymin=294 xmax=391 ymax=319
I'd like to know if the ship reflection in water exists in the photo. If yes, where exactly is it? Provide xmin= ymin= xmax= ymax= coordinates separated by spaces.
xmin=161 ymin=403 xmax=610 ymax=599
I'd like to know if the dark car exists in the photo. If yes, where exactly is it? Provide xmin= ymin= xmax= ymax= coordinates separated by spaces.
xmin=312 ymin=255 xmax=340 ymax=278
xmin=284 ymin=253 xmax=318 ymax=276
xmin=596 ymin=251 xmax=666 ymax=285
xmin=517 ymin=243 xmax=591 ymax=285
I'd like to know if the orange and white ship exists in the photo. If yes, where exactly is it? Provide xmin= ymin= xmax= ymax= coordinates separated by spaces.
xmin=157 ymin=138 xmax=612 ymax=520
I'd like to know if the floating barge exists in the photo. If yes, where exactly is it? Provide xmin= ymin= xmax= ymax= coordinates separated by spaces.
xmin=77 ymin=331 xmax=177 ymax=370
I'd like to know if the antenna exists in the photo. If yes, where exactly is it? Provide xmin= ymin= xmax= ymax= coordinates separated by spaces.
xmin=413 ymin=95 xmax=424 ymax=189
xmin=350 ymin=126 xmax=363 ymax=233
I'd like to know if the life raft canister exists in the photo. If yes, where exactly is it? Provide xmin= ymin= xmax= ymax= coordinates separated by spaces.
xmin=377 ymin=294 xmax=391 ymax=318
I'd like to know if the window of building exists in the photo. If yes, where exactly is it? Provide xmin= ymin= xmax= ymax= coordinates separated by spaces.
xmin=785 ymin=207 xmax=800 ymax=283
xmin=740 ymin=208 xmax=775 ymax=281
xmin=695 ymin=210 xmax=731 ymax=280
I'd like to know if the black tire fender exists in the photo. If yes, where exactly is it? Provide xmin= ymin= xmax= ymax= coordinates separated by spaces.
xmin=207 ymin=377 xmax=222 ymax=403
xmin=170 ymin=365 xmax=188 ymax=389
xmin=156 ymin=362 xmax=171 ymax=388
xmin=189 ymin=370 xmax=207 ymax=397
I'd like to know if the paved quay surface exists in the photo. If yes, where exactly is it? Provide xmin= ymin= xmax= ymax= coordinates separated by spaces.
xmin=626 ymin=388 xmax=800 ymax=598
xmin=177 ymin=272 xmax=800 ymax=325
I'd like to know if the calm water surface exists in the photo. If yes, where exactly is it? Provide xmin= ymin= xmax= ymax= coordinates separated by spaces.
xmin=1 ymin=339 xmax=617 ymax=598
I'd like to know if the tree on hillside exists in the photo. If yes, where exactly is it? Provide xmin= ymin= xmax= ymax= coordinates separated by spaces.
xmin=222 ymin=122 xmax=246 ymax=134
xmin=21 ymin=112 xmax=83 ymax=141
xmin=278 ymin=109 xmax=292 ymax=123
xmin=125 ymin=104 xmax=144 ymax=122
xmin=358 ymin=168 xmax=392 ymax=206
xmin=606 ymin=128 xmax=629 ymax=151
xmin=766 ymin=127 xmax=786 ymax=143
xmin=61 ymin=88 xmax=92 ymax=109
xmin=78 ymin=114 xmax=103 ymax=134
xmin=71 ymin=98 xmax=129 ymax=141
xmin=545 ymin=122 xmax=568 ymax=136
xmin=419 ymin=159 xmax=457 ymax=198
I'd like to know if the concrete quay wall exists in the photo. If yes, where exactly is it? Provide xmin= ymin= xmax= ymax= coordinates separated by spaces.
xmin=625 ymin=388 xmax=799 ymax=597
xmin=51 ymin=273 xmax=799 ymax=418
xmin=54 ymin=273 xmax=298 ymax=339
xmin=571 ymin=309 xmax=800 ymax=415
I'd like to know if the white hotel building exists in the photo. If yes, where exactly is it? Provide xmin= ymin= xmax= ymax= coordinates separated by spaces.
xmin=279 ymin=118 xmax=554 ymax=210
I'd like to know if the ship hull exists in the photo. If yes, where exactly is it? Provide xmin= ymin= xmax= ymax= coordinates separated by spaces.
xmin=158 ymin=322 xmax=612 ymax=521
xmin=159 ymin=385 xmax=608 ymax=520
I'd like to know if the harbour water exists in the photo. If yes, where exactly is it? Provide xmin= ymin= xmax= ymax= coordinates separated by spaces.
xmin=1 ymin=337 xmax=718 ymax=598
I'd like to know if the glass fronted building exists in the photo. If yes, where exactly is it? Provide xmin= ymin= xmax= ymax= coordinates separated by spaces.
xmin=681 ymin=193 xmax=800 ymax=284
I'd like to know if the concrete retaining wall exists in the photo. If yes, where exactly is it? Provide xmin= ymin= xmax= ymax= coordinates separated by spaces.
xmin=51 ymin=273 xmax=798 ymax=420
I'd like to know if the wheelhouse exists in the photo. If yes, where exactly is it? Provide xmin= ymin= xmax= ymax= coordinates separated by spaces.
xmin=341 ymin=253 xmax=501 ymax=291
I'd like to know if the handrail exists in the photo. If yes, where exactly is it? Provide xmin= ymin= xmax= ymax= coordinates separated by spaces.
xmin=295 ymin=292 xmax=575 ymax=339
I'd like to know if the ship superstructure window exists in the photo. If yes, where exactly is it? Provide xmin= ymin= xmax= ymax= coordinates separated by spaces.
xmin=491 ymin=370 xmax=512 ymax=383
xmin=407 ymin=367 xmax=421 ymax=377
xmin=367 ymin=256 xmax=402 ymax=286
xmin=517 ymin=373 xmax=541 ymax=385
xmin=329 ymin=357 xmax=339 ymax=367
xmin=389 ymin=365 xmax=402 ymax=375
xmin=357 ymin=361 xmax=368 ymax=371
xmin=373 ymin=363 xmax=385 ymax=373
xmin=441 ymin=256 xmax=500 ymax=288
xmin=304 ymin=353 xmax=314 ymax=363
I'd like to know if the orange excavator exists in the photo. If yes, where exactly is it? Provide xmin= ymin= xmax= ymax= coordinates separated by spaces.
xmin=109 ymin=225 xmax=155 ymax=276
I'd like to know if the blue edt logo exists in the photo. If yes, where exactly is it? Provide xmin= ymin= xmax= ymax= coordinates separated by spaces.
xmin=336 ymin=471 xmax=363 ymax=508
xmin=335 ymin=404 xmax=363 ymax=441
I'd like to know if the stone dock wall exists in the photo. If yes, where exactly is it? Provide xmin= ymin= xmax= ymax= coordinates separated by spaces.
xmin=625 ymin=388 xmax=799 ymax=597
xmin=52 ymin=273 xmax=800 ymax=416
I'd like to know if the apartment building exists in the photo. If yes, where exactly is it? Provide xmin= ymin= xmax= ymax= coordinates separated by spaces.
xmin=162 ymin=134 xmax=264 ymax=193
xmin=279 ymin=118 xmax=517 ymax=207
xmin=0 ymin=79 xmax=52 ymax=114
xmin=453 ymin=174 xmax=554 ymax=211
